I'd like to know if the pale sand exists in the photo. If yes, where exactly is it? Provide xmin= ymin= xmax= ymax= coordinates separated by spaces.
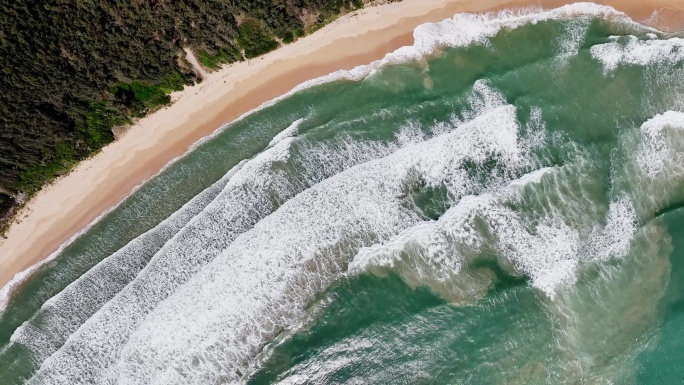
xmin=0 ymin=0 xmax=682 ymax=293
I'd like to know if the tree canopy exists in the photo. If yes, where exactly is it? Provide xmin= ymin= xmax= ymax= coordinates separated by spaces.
xmin=0 ymin=0 xmax=375 ymax=227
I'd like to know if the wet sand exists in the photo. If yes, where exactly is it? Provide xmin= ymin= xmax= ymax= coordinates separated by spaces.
xmin=1 ymin=0 xmax=682 ymax=293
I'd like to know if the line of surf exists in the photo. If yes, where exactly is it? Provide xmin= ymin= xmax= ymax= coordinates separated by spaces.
xmin=0 ymin=2 xmax=662 ymax=317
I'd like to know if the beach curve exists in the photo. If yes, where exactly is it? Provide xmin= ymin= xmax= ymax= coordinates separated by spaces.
xmin=0 ymin=0 xmax=682 ymax=297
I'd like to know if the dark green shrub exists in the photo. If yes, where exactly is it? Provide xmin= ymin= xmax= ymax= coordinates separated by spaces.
xmin=236 ymin=19 xmax=279 ymax=58
xmin=282 ymin=31 xmax=295 ymax=44
xmin=198 ymin=46 xmax=243 ymax=69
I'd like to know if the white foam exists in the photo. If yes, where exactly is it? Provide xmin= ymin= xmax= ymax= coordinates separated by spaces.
xmin=585 ymin=196 xmax=637 ymax=261
xmin=347 ymin=195 xmax=494 ymax=301
xmin=636 ymin=111 xmax=684 ymax=177
xmin=0 ymin=165 xmax=172 ymax=316
xmin=395 ymin=121 xmax=427 ymax=146
xmin=349 ymin=161 xmax=643 ymax=301
xmin=348 ymin=167 xmax=579 ymax=299
xmin=268 ymin=118 xmax=305 ymax=147
xmin=26 ymin=138 xmax=302 ymax=385
xmin=3 ymin=1 xmax=656 ymax=317
xmin=13 ymin=4 xmax=666 ymax=382
xmin=459 ymin=80 xmax=509 ymax=123
xmin=3 ymin=167 xmax=235 ymax=364
xmin=30 ymin=105 xmax=534 ymax=385
xmin=507 ymin=166 xmax=555 ymax=188
xmin=497 ymin=216 xmax=580 ymax=296
xmin=556 ymin=16 xmax=592 ymax=60
xmin=271 ymin=337 xmax=377 ymax=385
xmin=641 ymin=111 xmax=684 ymax=137
xmin=0 ymin=2 xmax=650 ymax=317
xmin=620 ymin=110 xmax=684 ymax=219
xmin=29 ymin=102 xmax=479 ymax=384
xmin=591 ymin=36 xmax=684 ymax=72
xmin=288 ymin=3 xmax=649 ymax=93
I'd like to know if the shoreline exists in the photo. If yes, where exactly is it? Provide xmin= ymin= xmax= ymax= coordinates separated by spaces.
xmin=1 ymin=0 xmax=682 ymax=293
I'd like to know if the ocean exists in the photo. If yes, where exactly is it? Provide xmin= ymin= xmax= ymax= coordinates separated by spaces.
xmin=2 ymin=3 xmax=684 ymax=384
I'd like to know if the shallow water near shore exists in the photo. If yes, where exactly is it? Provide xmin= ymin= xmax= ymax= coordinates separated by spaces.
xmin=2 ymin=4 xmax=684 ymax=384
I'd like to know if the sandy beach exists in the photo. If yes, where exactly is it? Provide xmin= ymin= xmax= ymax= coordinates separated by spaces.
xmin=1 ymin=0 xmax=682 ymax=292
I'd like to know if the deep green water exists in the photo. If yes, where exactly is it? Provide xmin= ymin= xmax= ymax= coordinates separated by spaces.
xmin=2 ymin=4 xmax=684 ymax=384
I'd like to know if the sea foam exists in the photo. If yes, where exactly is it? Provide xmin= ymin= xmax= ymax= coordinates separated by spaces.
xmin=27 ymin=97 xmax=476 ymax=384
xmin=0 ymin=2 xmax=651 ymax=318
xmin=38 ymin=102 xmax=534 ymax=385
xmin=349 ymin=166 xmax=637 ymax=300
xmin=592 ymin=36 xmax=684 ymax=72
xmin=13 ymin=4 xmax=670 ymax=384
xmin=636 ymin=111 xmax=684 ymax=177
xmin=2 ymin=167 xmax=235 ymax=365
xmin=288 ymin=3 xmax=648 ymax=92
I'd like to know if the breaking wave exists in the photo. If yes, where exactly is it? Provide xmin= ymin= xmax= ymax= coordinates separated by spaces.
xmin=1 ymin=3 xmax=682 ymax=385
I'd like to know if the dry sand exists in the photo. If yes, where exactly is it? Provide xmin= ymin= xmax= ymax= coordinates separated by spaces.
xmin=1 ymin=0 xmax=682 ymax=292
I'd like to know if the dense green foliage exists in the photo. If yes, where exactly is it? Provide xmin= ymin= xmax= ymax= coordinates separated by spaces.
xmin=0 ymin=0 xmax=380 ymax=225
xmin=197 ymin=48 xmax=242 ymax=70
xmin=237 ymin=19 xmax=280 ymax=59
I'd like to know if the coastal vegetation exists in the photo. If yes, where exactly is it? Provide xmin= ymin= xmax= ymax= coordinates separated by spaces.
xmin=0 ymin=0 xmax=389 ymax=230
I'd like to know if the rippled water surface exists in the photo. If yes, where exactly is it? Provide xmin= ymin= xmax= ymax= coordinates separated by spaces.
xmin=2 ymin=4 xmax=684 ymax=384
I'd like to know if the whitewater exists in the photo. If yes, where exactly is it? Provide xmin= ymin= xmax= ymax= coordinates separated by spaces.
xmin=2 ymin=3 xmax=684 ymax=384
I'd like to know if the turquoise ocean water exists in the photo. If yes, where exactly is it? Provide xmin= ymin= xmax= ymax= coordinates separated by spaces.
xmin=2 ymin=3 xmax=684 ymax=384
